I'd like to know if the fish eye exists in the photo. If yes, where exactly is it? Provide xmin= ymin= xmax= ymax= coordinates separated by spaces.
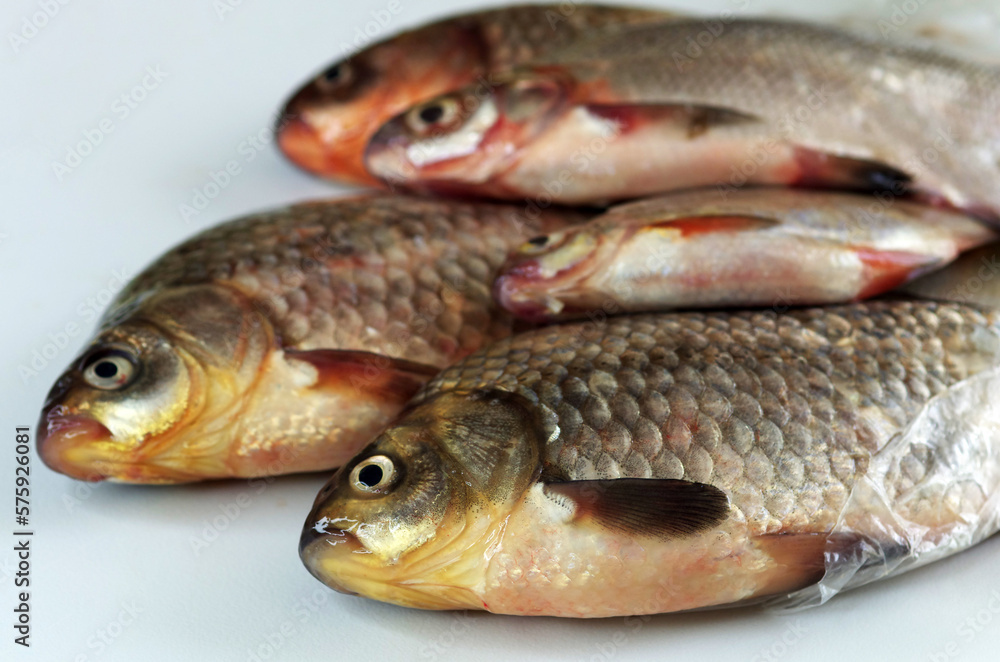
xmin=349 ymin=455 xmax=397 ymax=494
xmin=317 ymin=62 xmax=353 ymax=91
xmin=419 ymin=104 xmax=444 ymax=124
xmin=323 ymin=64 xmax=342 ymax=81
xmin=405 ymin=97 xmax=461 ymax=135
xmin=81 ymin=348 xmax=139 ymax=390
xmin=519 ymin=232 xmax=571 ymax=256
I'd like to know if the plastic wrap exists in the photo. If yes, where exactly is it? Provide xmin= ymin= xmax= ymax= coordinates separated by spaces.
xmin=769 ymin=365 xmax=1000 ymax=611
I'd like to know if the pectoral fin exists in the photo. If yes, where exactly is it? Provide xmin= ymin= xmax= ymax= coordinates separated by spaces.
xmin=284 ymin=348 xmax=439 ymax=403
xmin=544 ymin=478 xmax=730 ymax=539
xmin=792 ymin=147 xmax=913 ymax=192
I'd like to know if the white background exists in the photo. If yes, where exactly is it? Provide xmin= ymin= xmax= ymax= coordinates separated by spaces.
xmin=3 ymin=0 xmax=1000 ymax=660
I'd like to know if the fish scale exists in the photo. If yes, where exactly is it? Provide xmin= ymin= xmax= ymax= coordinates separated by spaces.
xmin=110 ymin=195 xmax=576 ymax=364
xmin=417 ymin=302 xmax=996 ymax=535
xmin=478 ymin=4 xmax=673 ymax=70
xmin=539 ymin=19 xmax=1000 ymax=213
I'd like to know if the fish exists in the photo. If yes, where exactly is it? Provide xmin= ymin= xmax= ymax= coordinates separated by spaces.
xmin=300 ymin=300 xmax=1000 ymax=617
xmin=494 ymin=188 xmax=997 ymax=322
xmin=37 ymin=195 xmax=584 ymax=483
xmin=365 ymin=18 xmax=1000 ymax=214
xmin=276 ymin=4 xmax=673 ymax=185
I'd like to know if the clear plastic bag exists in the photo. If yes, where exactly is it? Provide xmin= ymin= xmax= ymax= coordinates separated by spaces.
xmin=769 ymin=366 xmax=1000 ymax=611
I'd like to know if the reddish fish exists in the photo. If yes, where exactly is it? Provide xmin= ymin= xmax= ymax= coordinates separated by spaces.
xmin=276 ymin=4 xmax=673 ymax=185
xmin=365 ymin=18 xmax=1000 ymax=215
xmin=494 ymin=188 xmax=997 ymax=321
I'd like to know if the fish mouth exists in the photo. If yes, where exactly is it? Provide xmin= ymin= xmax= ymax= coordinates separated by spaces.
xmin=275 ymin=105 xmax=378 ymax=186
xmin=36 ymin=410 xmax=116 ymax=482
xmin=494 ymin=237 xmax=604 ymax=322
xmin=298 ymin=526 xmax=484 ymax=610
xmin=36 ymin=408 xmax=207 ymax=484
xmin=299 ymin=523 xmax=365 ymax=596
xmin=363 ymin=133 xmax=500 ymax=198
xmin=493 ymin=258 xmax=559 ymax=322
xmin=363 ymin=126 xmax=424 ymax=188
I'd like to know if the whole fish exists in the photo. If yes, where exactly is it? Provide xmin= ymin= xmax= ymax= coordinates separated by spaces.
xmin=495 ymin=188 xmax=997 ymax=321
xmin=366 ymin=18 xmax=1000 ymax=214
xmin=38 ymin=195 xmax=582 ymax=483
xmin=276 ymin=4 xmax=673 ymax=185
xmin=301 ymin=301 xmax=1000 ymax=616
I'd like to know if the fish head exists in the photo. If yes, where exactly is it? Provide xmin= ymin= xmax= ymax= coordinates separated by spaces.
xmin=364 ymin=71 xmax=571 ymax=195
xmin=276 ymin=21 xmax=491 ymax=186
xmin=300 ymin=389 xmax=541 ymax=609
xmin=494 ymin=224 xmax=621 ymax=321
xmin=37 ymin=285 xmax=272 ymax=483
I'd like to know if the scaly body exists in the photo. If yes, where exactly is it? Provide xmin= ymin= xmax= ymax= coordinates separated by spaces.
xmin=367 ymin=18 xmax=1000 ymax=214
xmin=301 ymin=301 xmax=1000 ymax=616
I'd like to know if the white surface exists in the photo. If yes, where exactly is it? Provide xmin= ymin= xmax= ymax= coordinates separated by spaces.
xmin=3 ymin=0 xmax=1000 ymax=660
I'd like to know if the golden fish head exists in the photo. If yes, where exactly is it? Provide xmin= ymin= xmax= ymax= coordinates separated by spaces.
xmin=37 ymin=285 xmax=271 ymax=483
xmin=299 ymin=389 xmax=542 ymax=609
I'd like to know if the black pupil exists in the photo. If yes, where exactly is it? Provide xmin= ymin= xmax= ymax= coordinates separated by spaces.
xmin=527 ymin=235 xmax=549 ymax=246
xmin=419 ymin=104 xmax=445 ymax=124
xmin=323 ymin=64 xmax=341 ymax=82
xmin=94 ymin=361 xmax=119 ymax=379
xmin=358 ymin=463 xmax=384 ymax=487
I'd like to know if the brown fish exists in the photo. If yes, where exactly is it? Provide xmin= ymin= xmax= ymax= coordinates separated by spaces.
xmin=301 ymin=301 xmax=1000 ymax=616
xmin=276 ymin=4 xmax=673 ymax=185
xmin=37 ymin=195 xmax=583 ymax=483
xmin=366 ymin=18 xmax=1000 ymax=215
xmin=495 ymin=188 xmax=997 ymax=321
